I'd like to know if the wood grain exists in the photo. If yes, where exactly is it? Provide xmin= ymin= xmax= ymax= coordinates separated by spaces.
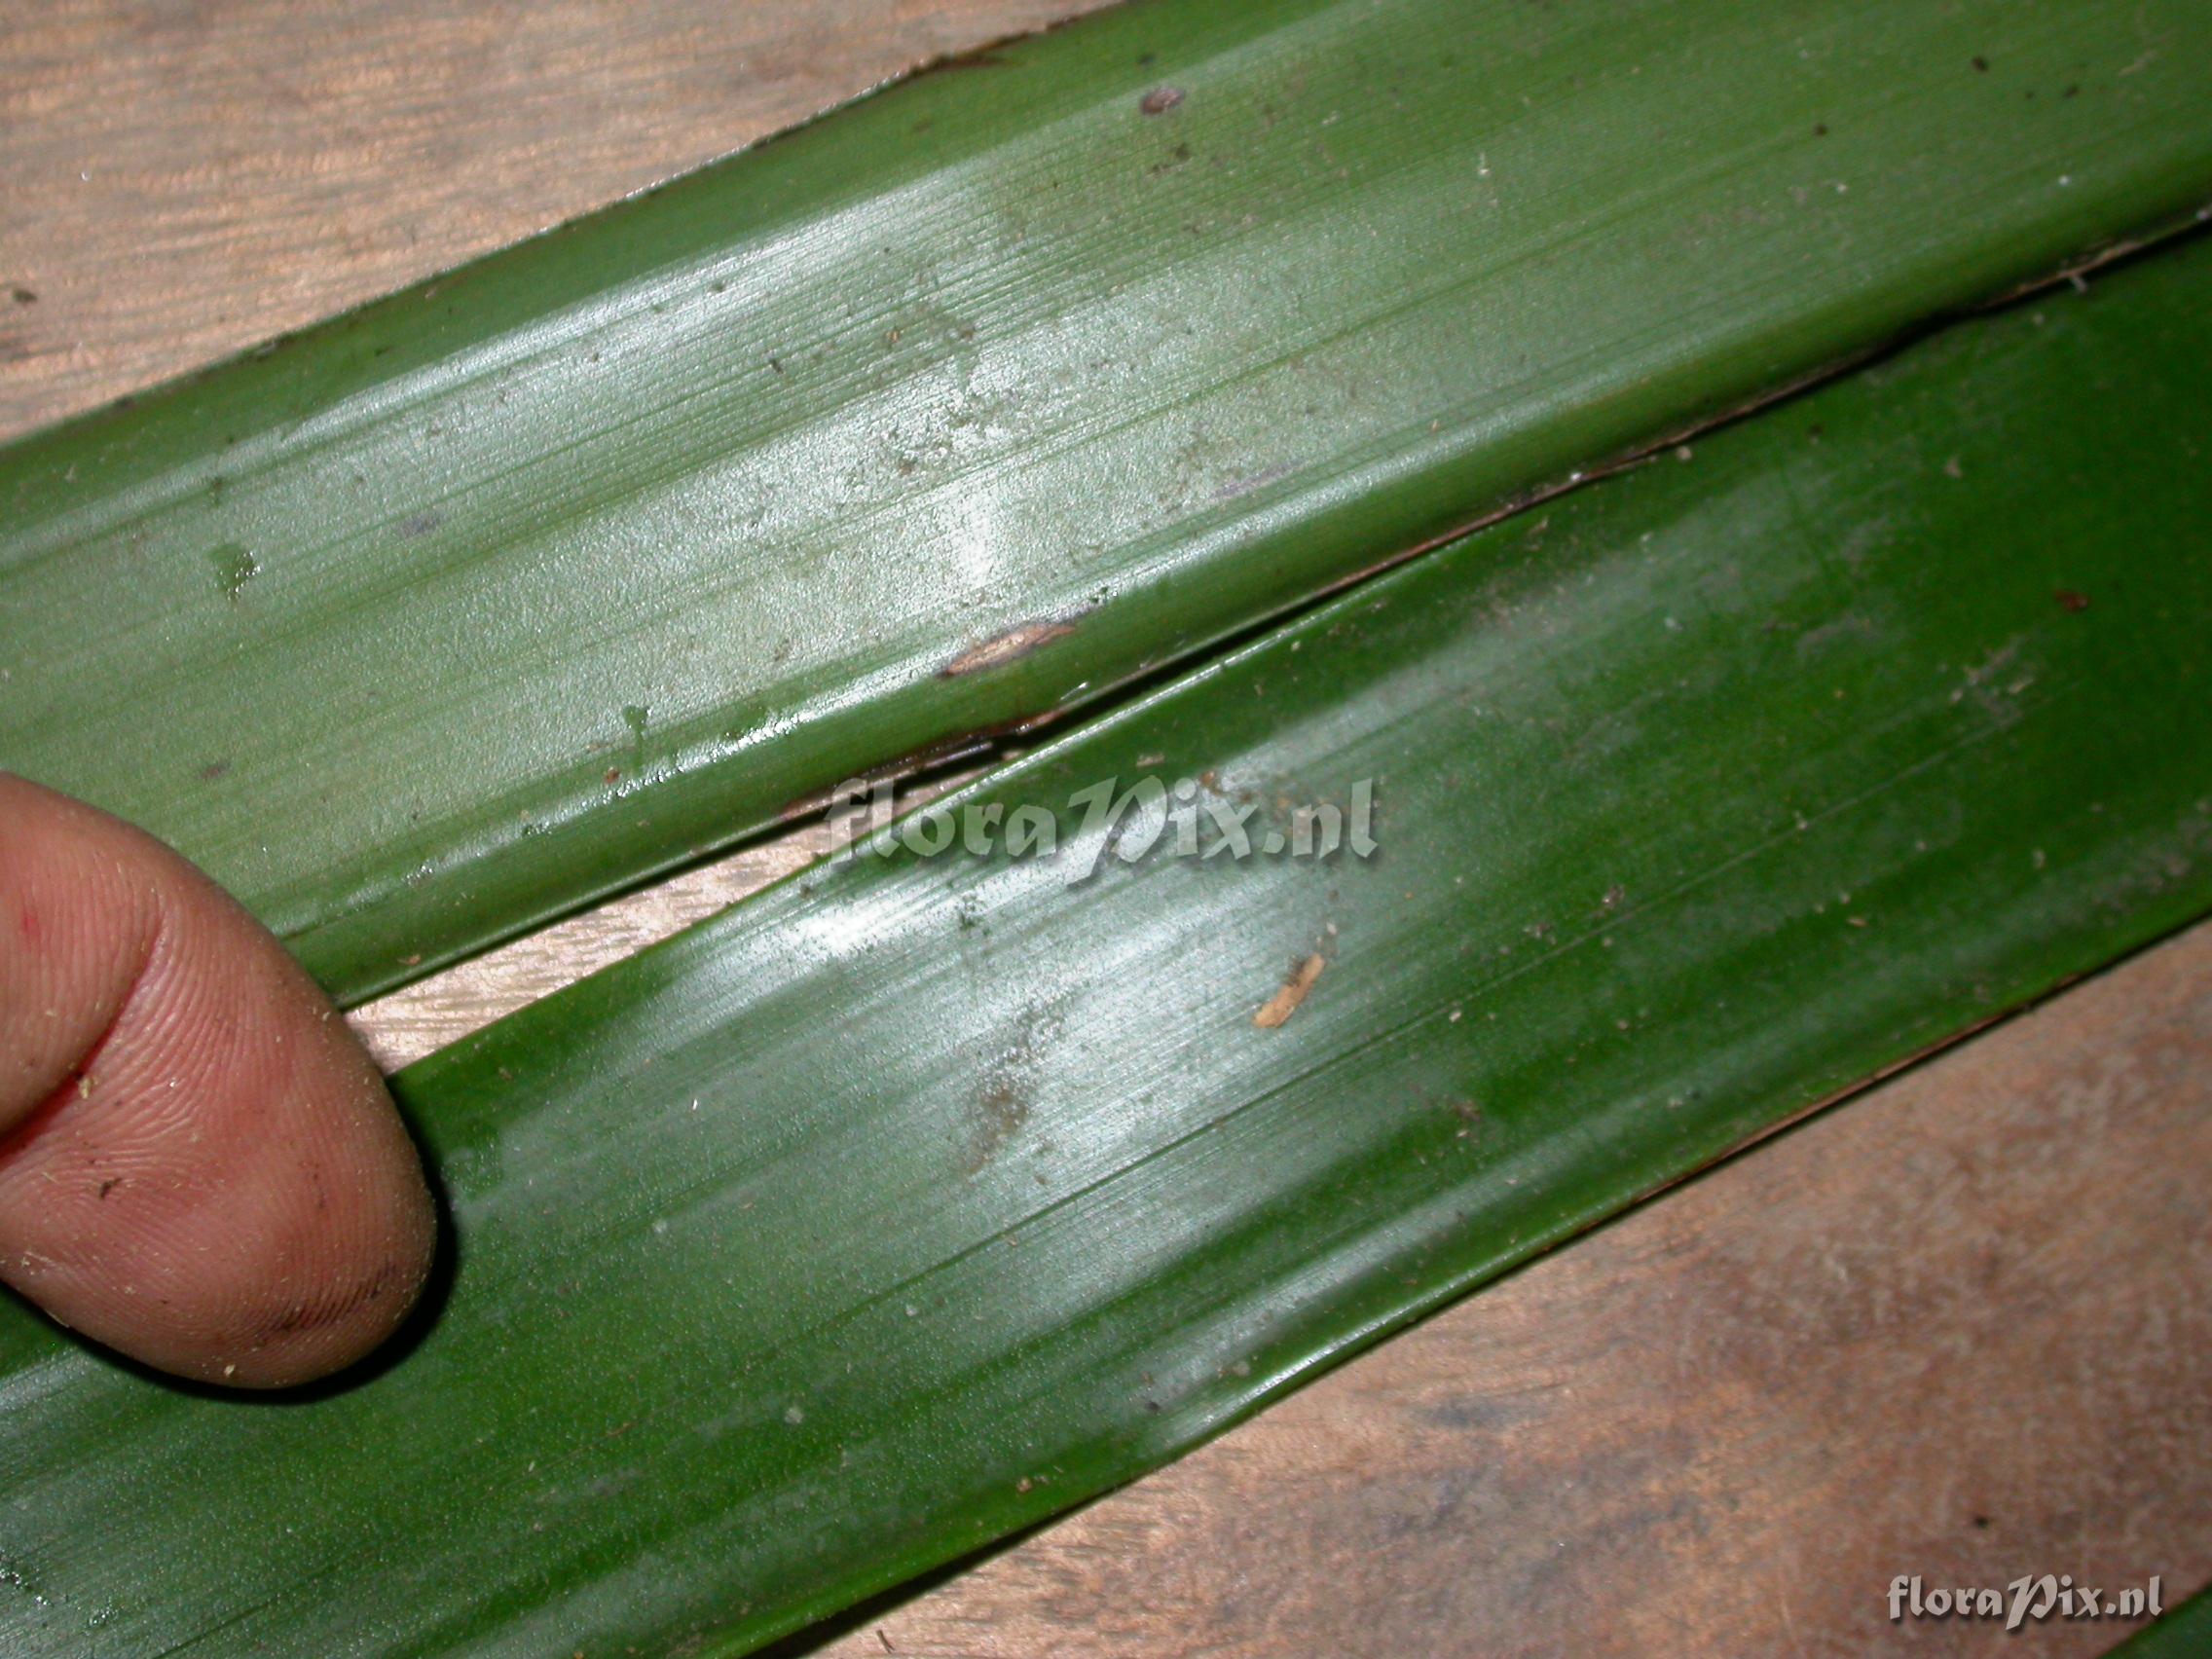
xmin=3 ymin=4 xmax=2206 ymax=1654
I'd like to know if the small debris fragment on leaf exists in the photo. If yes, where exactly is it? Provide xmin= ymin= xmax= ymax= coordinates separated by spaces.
xmin=1254 ymin=953 xmax=1325 ymax=1028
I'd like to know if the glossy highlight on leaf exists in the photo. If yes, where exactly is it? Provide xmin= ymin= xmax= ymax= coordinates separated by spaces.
xmin=3 ymin=219 xmax=2210 ymax=1657
xmin=3 ymin=0 xmax=2208 ymax=1003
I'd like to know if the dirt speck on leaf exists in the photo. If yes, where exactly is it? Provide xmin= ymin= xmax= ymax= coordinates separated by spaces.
xmin=1255 ymin=953 xmax=1325 ymax=1029
xmin=965 ymin=1006 xmax=1060 ymax=1171
xmin=208 ymin=543 xmax=259 ymax=602
xmin=971 ymin=1074 xmax=1031 ymax=1171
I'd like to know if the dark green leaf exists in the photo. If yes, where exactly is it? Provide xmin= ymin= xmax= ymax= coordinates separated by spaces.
xmin=4 ymin=218 xmax=2210 ymax=1656
xmin=4 ymin=0 xmax=2207 ymax=1002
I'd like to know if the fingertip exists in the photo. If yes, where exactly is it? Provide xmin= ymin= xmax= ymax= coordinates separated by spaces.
xmin=0 ymin=775 xmax=439 ymax=1387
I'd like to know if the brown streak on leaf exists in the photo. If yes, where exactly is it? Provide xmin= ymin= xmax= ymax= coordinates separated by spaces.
xmin=940 ymin=617 xmax=1081 ymax=678
xmin=1255 ymin=954 xmax=1325 ymax=1029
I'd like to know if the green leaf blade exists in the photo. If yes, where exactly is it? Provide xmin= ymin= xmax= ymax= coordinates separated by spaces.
xmin=5 ymin=220 xmax=2212 ymax=1653
xmin=3 ymin=0 xmax=2207 ymax=1002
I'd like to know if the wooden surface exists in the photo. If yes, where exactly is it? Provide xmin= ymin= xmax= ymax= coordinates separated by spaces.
xmin=4 ymin=4 xmax=2206 ymax=1654
xmin=0 ymin=0 xmax=1106 ymax=434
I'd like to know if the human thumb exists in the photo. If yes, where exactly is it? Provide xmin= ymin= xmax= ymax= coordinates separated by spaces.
xmin=0 ymin=773 xmax=435 ymax=1387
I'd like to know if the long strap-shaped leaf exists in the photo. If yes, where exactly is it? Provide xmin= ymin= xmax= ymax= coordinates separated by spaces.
xmin=3 ymin=0 xmax=2207 ymax=1004
xmin=5 ymin=221 xmax=2211 ymax=1655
